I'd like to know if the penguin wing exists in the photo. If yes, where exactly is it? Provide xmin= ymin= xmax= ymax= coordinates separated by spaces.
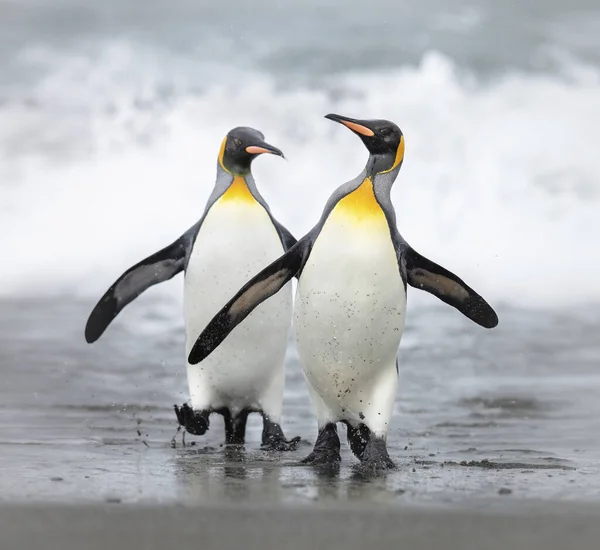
xmin=404 ymin=246 xmax=498 ymax=329
xmin=271 ymin=219 xmax=297 ymax=251
xmin=85 ymin=227 xmax=196 ymax=343
xmin=188 ymin=237 xmax=311 ymax=364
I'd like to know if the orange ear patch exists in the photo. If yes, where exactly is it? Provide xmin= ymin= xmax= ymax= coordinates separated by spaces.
xmin=380 ymin=135 xmax=405 ymax=174
xmin=218 ymin=136 xmax=229 ymax=173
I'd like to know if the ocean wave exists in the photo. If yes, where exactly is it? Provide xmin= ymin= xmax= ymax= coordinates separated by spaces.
xmin=1 ymin=44 xmax=599 ymax=316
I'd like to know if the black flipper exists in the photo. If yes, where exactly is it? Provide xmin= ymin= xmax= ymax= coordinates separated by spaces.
xmin=188 ymin=238 xmax=311 ymax=364
xmin=404 ymin=246 xmax=498 ymax=329
xmin=85 ymin=229 xmax=194 ymax=343
xmin=270 ymin=217 xmax=297 ymax=251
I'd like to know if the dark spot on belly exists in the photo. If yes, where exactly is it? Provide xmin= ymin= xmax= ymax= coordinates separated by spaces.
xmin=359 ymin=412 xmax=365 ymax=420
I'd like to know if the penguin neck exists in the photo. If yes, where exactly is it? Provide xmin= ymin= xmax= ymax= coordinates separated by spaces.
xmin=338 ymin=158 xmax=399 ymax=229
xmin=214 ymin=163 xmax=261 ymax=205
xmin=365 ymin=153 xmax=399 ymax=177
xmin=363 ymin=155 xmax=400 ymax=202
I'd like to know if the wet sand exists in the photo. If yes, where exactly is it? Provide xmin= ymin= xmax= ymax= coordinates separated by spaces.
xmin=1 ymin=298 xmax=600 ymax=549
xmin=3 ymin=500 xmax=600 ymax=550
xmin=2 ymin=298 xmax=600 ymax=503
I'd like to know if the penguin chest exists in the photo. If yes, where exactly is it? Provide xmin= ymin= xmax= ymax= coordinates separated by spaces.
xmin=294 ymin=182 xmax=406 ymax=406
xmin=184 ymin=191 xmax=292 ymax=401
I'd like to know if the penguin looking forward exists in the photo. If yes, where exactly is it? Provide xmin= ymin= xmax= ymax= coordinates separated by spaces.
xmin=187 ymin=114 xmax=498 ymax=470
xmin=85 ymin=127 xmax=300 ymax=451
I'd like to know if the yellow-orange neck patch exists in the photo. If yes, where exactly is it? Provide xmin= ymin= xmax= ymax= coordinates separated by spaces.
xmin=379 ymin=135 xmax=405 ymax=174
xmin=218 ymin=136 xmax=229 ymax=173
xmin=219 ymin=175 xmax=256 ymax=204
xmin=332 ymin=177 xmax=385 ymax=223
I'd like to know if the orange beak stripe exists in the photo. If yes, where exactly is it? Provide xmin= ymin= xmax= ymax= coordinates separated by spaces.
xmin=339 ymin=120 xmax=374 ymax=137
xmin=246 ymin=145 xmax=274 ymax=155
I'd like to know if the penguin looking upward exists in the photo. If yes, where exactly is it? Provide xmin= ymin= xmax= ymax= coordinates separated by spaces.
xmin=187 ymin=114 xmax=498 ymax=470
xmin=85 ymin=127 xmax=300 ymax=451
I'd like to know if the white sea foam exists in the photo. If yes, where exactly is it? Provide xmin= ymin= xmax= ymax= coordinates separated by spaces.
xmin=1 ymin=44 xmax=599 ymax=317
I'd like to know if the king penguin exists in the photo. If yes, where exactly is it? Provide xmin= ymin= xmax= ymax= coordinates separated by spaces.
xmin=187 ymin=114 xmax=499 ymax=470
xmin=85 ymin=127 xmax=300 ymax=451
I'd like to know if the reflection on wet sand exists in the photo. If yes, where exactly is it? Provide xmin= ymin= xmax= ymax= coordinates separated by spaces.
xmin=175 ymin=445 xmax=287 ymax=503
xmin=173 ymin=444 xmax=483 ymax=506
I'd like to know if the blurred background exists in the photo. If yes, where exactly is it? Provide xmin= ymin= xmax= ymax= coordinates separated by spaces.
xmin=0 ymin=0 xmax=599 ymax=504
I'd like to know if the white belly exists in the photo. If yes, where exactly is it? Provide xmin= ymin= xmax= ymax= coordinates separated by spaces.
xmin=184 ymin=198 xmax=292 ymax=414
xmin=294 ymin=207 xmax=406 ymax=435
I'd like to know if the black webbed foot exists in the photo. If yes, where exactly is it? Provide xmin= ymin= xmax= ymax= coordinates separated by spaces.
xmin=261 ymin=414 xmax=301 ymax=452
xmin=261 ymin=435 xmax=301 ymax=452
xmin=301 ymin=448 xmax=341 ymax=465
xmin=356 ymin=436 xmax=396 ymax=473
xmin=300 ymin=423 xmax=341 ymax=465
xmin=174 ymin=403 xmax=210 ymax=436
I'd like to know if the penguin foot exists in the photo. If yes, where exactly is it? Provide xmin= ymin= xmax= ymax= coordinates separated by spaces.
xmin=174 ymin=403 xmax=210 ymax=436
xmin=355 ymin=456 xmax=396 ymax=474
xmin=260 ymin=415 xmax=301 ymax=452
xmin=300 ymin=448 xmax=341 ymax=466
xmin=358 ymin=436 xmax=396 ymax=472
xmin=300 ymin=423 xmax=341 ymax=465
xmin=261 ymin=435 xmax=301 ymax=452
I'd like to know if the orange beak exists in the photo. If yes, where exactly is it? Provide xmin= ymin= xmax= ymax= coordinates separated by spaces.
xmin=245 ymin=143 xmax=284 ymax=157
xmin=324 ymin=113 xmax=375 ymax=137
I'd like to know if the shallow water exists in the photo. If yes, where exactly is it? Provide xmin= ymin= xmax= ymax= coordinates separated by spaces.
xmin=1 ymin=297 xmax=599 ymax=505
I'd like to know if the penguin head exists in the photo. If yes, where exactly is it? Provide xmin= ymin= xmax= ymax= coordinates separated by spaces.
xmin=325 ymin=114 xmax=405 ymax=174
xmin=219 ymin=127 xmax=284 ymax=175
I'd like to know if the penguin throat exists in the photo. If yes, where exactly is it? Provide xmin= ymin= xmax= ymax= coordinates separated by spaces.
xmin=221 ymin=159 xmax=252 ymax=176
xmin=333 ymin=177 xmax=385 ymax=221
xmin=366 ymin=138 xmax=404 ymax=175
xmin=219 ymin=175 xmax=256 ymax=204
xmin=366 ymin=154 xmax=393 ymax=176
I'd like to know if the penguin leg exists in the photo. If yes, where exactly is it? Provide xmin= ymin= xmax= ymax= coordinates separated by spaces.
xmin=300 ymin=378 xmax=340 ymax=464
xmin=221 ymin=408 xmax=250 ymax=446
xmin=352 ymin=364 xmax=398 ymax=471
xmin=343 ymin=421 xmax=371 ymax=461
xmin=256 ymin=366 xmax=300 ymax=451
xmin=181 ymin=362 xmax=215 ymax=436
xmin=346 ymin=423 xmax=395 ymax=470
xmin=300 ymin=423 xmax=341 ymax=466
xmin=174 ymin=403 xmax=210 ymax=436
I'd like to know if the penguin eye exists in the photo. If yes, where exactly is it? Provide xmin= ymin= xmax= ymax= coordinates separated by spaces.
xmin=380 ymin=127 xmax=392 ymax=138
xmin=233 ymin=138 xmax=242 ymax=147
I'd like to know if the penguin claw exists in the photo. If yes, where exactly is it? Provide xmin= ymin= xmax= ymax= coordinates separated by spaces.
xmin=174 ymin=403 xmax=209 ymax=436
xmin=261 ymin=435 xmax=301 ymax=452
